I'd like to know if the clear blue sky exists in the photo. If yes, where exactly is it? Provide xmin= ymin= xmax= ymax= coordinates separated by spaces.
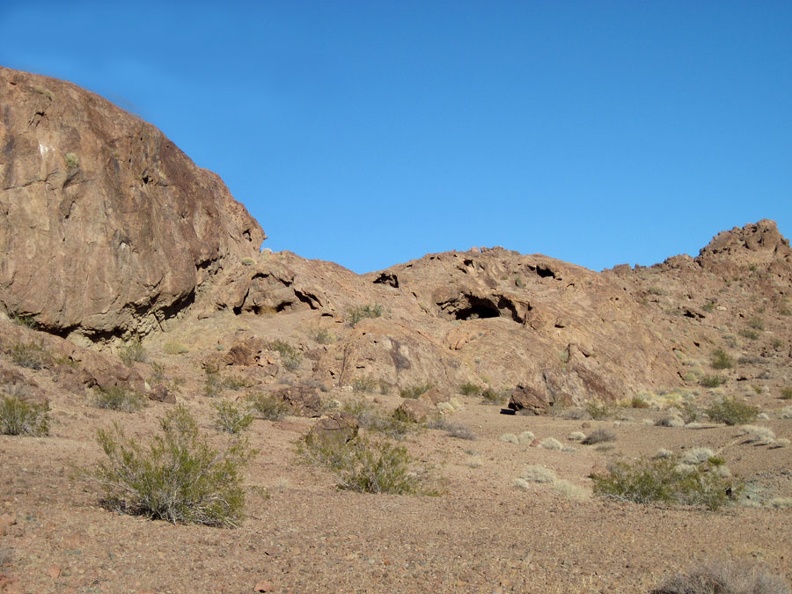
xmin=2 ymin=1 xmax=790 ymax=273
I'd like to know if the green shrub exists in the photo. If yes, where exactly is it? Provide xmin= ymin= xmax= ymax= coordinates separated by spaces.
xmin=347 ymin=304 xmax=384 ymax=327
xmin=780 ymin=388 xmax=792 ymax=400
xmin=711 ymin=349 xmax=733 ymax=370
xmin=700 ymin=375 xmax=726 ymax=388
xmin=9 ymin=341 xmax=50 ymax=370
xmin=747 ymin=316 xmax=765 ymax=331
xmin=459 ymin=382 xmax=483 ymax=396
xmin=213 ymin=400 xmax=254 ymax=434
xmin=309 ymin=327 xmax=334 ymax=345
xmin=399 ymin=383 xmax=434 ymax=399
xmin=93 ymin=386 xmax=145 ymax=412
xmin=119 ymin=340 xmax=147 ymax=366
xmin=629 ymin=396 xmax=650 ymax=409
xmin=266 ymin=340 xmax=302 ymax=372
xmin=705 ymin=397 xmax=758 ymax=426
xmin=351 ymin=376 xmax=381 ymax=394
xmin=0 ymin=395 xmax=50 ymax=436
xmin=246 ymin=392 xmax=289 ymax=421
xmin=299 ymin=434 xmax=424 ymax=495
xmin=740 ymin=328 xmax=760 ymax=341
xmin=94 ymin=405 xmax=254 ymax=527
xmin=591 ymin=456 xmax=739 ymax=510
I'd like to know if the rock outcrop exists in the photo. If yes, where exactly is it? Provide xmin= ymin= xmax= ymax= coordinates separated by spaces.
xmin=0 ymin=66 xmax=264 ymax=340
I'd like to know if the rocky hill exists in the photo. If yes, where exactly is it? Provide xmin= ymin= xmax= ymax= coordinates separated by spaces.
xmin=1 ymin=67 xmax=791 ymax=593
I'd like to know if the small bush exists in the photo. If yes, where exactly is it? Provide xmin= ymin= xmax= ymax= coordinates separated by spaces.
xmin=582 ymin=428 xmax=616 ymax=445
xmin=213 ymin=400 xmax=254 ymax=434
xmin=0 ymin=395 xmax=50 ymax=436
xmin=459 ymin=382 xmax=483 ymax=396
xmin=630 ymin=396 xmax=650 ymax=409
xmin=650 ymin=561 xmax=791 ymax=594
xmin=93 ymin=386 xmax=145 ymax=412
xmin=780 ymin=388 xmax=792 ymax=400
xmin=266 ymin=340 xmax=302 ymax=372
xmin=591 ymin=455 xmax=739 ymax=510
xmin=519 ymin=465 xmax=557 ymax=484
xmin=700 ymin=375 xmax=726 ymax=388
xmin=163 ymin=342 xmax=189 ymax=355
xmin=428 ymin=419 xmax=476 ymax=440
xmin=246 ymin=392 xmax=289 ymax=421
xmin=351 ymin=376 xmax=382 ymax=394
xmin=481 ymin=388 xmax=506 ymax=405
xmin=342 ymin=400 xmax=413 ymax=439
xmin=310 ymin=327 xmax=334 ymax=345
xmin=9 ymin=341 xmax=50 ymax=370
xmin=705 ymin=397 xmax=758 ymax=426
xmin=585 ymin=400 xmax=612 ymax=420
xmin=119 ymin=340 xmax=147 ymax=366
xmin=299 ymin=435 xmax=424 ymax=495
xmin=711 ymin=349 xmax=733 ymax=370
xmin=740 ymin=329 xmax=760 ymax=341
xmin=93 ymin=405 xmax=254 ymax=527
xmin=747 ymin=316 xmax=765 ymax=331
xmin=347 ymin=304 xmax=384 ymax=327
xmin=400 ymin=383 xmax=434 ymax=399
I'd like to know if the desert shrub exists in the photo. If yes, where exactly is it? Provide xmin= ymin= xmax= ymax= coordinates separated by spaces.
xmin=427 ymin=418 xmax=476 ymax=440
xmin=266 ymin=340 xmax=302 ymax=372
xmin=9 ymin=341 xmax=50 ymax=370
xmin=299 ymin=434 xmax=424 ymax=495
xmin=700 ymin=375 xmax=727 ymax=388
xmin=519 ymin=465 xmax=557 ymax=484
xmin=0 ymin=395 xmax=50 ymax=436
xmin=747 ymin=316 xmax=765 ymax=331
xmin=630 ymin=396 xmax=650 ymax=409
xmin=780 ymin=388 xmax=792 ymax=400
xmin=246 ymin=392 xmax=289 ymax=421
xmin=342 ymin=400 xmax=413 ymax=439
xmin=399 ymin=383 xmax=434 ymax=399
xmin=539 ymin=437 xmax=564 ymax=451
xmin=459 ymin=382 xmax=483 ymax=396
xmin=309 ymin=326 xmax=334 ymax=345
xmin=213 ymin=400 xmax=254 ymax=434
xmin=481 ymin=388 xmax=507 ymax=405
xmin=581 ymin=428 xmax=616 ymax=445
xmin=351 ymin=376 xmax=381 ymax=394
xmin=347 ymin=304 xmax=384 ymax=327
xmin=740 ymin=328 xmax=760 ymax=341
xmin=711 ymin=349 xmax=733 ymax=370
xmin=119 ymin=340 xmax=147 ymax=366
xmin=680 ymin=399 xmax=701 ymax=424
xmin=204 ymin=368 xmax=223 ymax=398
xmin=585 ymin=400 xmax=612 ymax=420
xmin=93 ymin=386 xmax=145 ymax=412
xmin=650 ymin=561 xmax=791 ymax=594
xmin=93 ymin=405 xmax=254 ymax=527
xmin=705 ymin=397 xmax=758 ymax=426
xmin=591 ymin=455 xmax=739 ymax=510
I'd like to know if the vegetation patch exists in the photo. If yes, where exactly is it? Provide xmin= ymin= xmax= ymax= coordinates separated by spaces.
xmin=0 ymin=395 xmax=50 ymax=436
xmin=710 ymin=349 xmax=733 ymax=370
xmin=266 ymin=340 xmax=302 ymax=372
xmin=591 ymin=455 xmax=740 ymax=510
xmin=427 ymin=418 xmax=476 ymax=440
xmin=299 ymin=434 xmax=429 ymax=495
xmin=246 ymin=392 xmax=290 ymax=421
xmin=213 ymin=400 xmax=254 ymax=434
xmin=705 ymin=397 xmax=758 ymax=426
xmin=119 ymin=339 xmax=147 ymax=366
xmin=342 ymin=400 xmax=414 ymax=439
xmin=346 ymin=304 xmax=384 ymax=327
xmin=93 ymin=405 xmax=254 ymax=527
xmin=581 ymin=428 xmax=616 ymax=445
xmin=650 ymin=561 xmax=791 ymax=594
xmin=9 ymin=341 xmax=51 ymax=370
xmin=700 ymin=374 xmax=726 ymax=388
xmin=399 ymin=383 xmax=434 ymax=399
xmin=93 ymin=386 xmax=145 ymax=412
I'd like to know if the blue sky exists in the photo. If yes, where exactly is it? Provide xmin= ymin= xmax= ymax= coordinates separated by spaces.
xmin=2 ymin=1 xmax=790 ymax=273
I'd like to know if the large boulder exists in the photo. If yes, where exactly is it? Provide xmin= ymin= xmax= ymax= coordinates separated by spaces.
xmin=0 ymin=67 xmax=265 ymax=340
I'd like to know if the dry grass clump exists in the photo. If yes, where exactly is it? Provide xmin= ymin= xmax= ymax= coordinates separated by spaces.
xmin=518 ymin=465 xmax=557 ymax=484
xmin=568 ymin=431 xmax=586 ymax=442
xmin=518 ymin=430 xmax=535 ymax=444
xmin=342 ymin=400 xmax=414 ymax=440
xmin=93 ymin=405 xmax=255 ymax=527
xmin=539 ymin=437 xmax=564 ymax=450
xmin=9 ymin=341 xmax=51 ymax=370
xmin=119 ymin=339 xmax=147 ymax=366
xmin=500 ymin=433 xmax=519 ymax=444
xmin=649 ymin=561 xmax=791 ymax=594
xmin=0 ymin=394 xmax=50 ymax=436
xmin=399 ymin=383 xmax=434 ymax=399
xmin=680 ymin=447 xmax=715 ymax=465
xmin=581 ymin=428 xmax=617 ymax=445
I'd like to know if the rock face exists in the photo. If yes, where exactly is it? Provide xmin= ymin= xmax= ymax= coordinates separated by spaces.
xmin=0 ymin=66 xmax=264 ymax=340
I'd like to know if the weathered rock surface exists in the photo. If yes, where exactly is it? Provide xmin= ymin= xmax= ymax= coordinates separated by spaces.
xmin=0 ymin=66 xmax=264 ymax=340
